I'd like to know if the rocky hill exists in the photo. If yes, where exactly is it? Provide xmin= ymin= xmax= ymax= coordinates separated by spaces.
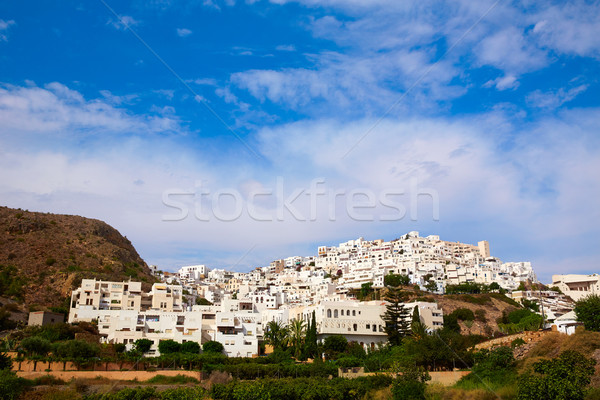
xmin=0 ymin=206 xmax=157 ymax=310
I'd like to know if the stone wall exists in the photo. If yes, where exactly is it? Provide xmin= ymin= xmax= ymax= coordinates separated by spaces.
xmin=474 ymin=330 xmax=553 ymax=350
xmin=17 ymin=370 xmax=202 ymax=382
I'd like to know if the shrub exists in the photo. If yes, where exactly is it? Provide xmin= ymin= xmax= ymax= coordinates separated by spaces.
xmin=384 ymin=273 xmax=410 ymax=287
xmin=181 ymin=341 xmax=200 ymax=354
xmin=392 ymin=365 xmax=430 ymax=400
xmin=0 ymin=353 xmax=11 ymax=370
xmin=54 ymin=340 xmax=99 ymax=359
xmin=158 ymin=339 xmax=181 ymax=354
xmin=114 ymin=343 xmax=126 ymax=354
xmin=451 ymin=308 xmax=475 ymax=321
xmin=21 ymin=336 xmax=52 ymax=357
xmin=134 ymin=338 xmax=153 ymax=354
xmin=203 ymin=341 xmax=224 ymax=354
xmin=45 ymin=257 xmax=56 ymax=266
xmin=518 ymin=351 xmax=596 ymax=400
xmin=0 ymin=370 xmax=30 ymax=400
xmin=145 ymin=374 xmax=199 ymax=384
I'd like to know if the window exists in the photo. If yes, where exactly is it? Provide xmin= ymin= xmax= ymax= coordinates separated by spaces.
xmin=353 ymin=324 xmax=357 ymax=331
xmin=366 ymin=324 xmax=370 ymax=329
xmin=352 ymin=310 xmax=356 ymax=316
xmin=334 ymin=309 xmax=338 ymax=318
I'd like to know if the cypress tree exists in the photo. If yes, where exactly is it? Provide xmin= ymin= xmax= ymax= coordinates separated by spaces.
xmin=304 ymin=311 xmax=318 ymax=358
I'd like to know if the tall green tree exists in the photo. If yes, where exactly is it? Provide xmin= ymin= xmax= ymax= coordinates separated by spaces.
xmin=574 ymin=294 xmax=600 ymax=331
xmin=382 ymin=287 xmax=411 ymax=346
xmin=304 ymin=311 xmax=318 ymax=359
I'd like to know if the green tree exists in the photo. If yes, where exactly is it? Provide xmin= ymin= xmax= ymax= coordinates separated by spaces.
xmin=20 ymin=336 xmax=52 ymax=357
xmin=489 ymin=282 xmax=501 ymax=291
xmin=288 ymin=318 xmax=305 ymax=359
xmin=574 ymin=294 xmax=600 ymax=332
xmin=384 ymin=273 xmax=410 ymax=287
xmin=181 ymin=341 xmax=200 ymax=354
xmin=424 ymin=280 xmax=437 ymax=293
xmin=133 ymin=338 xmax=153 ymax=354
xmin=113 ymin=343 xmax=126 ymax=354
xmin=304 ymin=311 xmax=318 ymax=359
xmin=54 ymin=340 xmax=99 ymax=359
xmin=518 ymin=351 xmax=596 ymax=400
xmin=158 ymin=339 xmax=181 ymax=354
xmin=382 ymin=287 xmax=411 ymax=346
xmin=360 ymin=282 xmax=374 ymax=299
xmin=203 ymin=340 xmax=224 ymax=353
xmin=323 ymin=335 xmax=347 ymax=359
xmin=264 ymin=320 xmax=288 ymax=351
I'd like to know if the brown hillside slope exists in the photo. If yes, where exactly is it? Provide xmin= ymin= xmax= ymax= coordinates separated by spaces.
xmin=373 ymin=287 xmax=522 ymax=336
xmin=0 ymin=206 xmax=157 ymax=308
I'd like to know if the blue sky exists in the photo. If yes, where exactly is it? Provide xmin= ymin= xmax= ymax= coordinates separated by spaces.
xmin=1 ymin=1 xmax=599 ymax=282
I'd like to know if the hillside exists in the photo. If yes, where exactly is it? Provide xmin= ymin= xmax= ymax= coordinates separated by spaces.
xmin=0 ymin=206 xmax=157 ymax=309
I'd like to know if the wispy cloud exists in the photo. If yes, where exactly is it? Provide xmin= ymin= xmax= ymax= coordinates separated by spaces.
xmin=107 ymin=15 xmax=140 ymax=31
xmin=0 ymin=19 xmax=16 ymax=41
xmin=176 ymin=28 xmax=192 ymax=37
xmin=527 ymin=84 xmax=589 ymax=110
xmin=275 ymin=44 xmax=296 ymax=51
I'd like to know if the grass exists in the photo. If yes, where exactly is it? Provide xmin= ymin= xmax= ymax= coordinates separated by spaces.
xmin=426 ymin=383 xmax=518 ymax=400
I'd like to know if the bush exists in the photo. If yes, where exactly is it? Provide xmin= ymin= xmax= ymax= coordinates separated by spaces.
xmin=0 ymin=353 xmax=11 ymax=371
xmin=114 ymin=343 xmax=126 ymax=354
xmin=181 ymin=341 xmax=200 ymax=354
xmin=451 ymin=308 xmax=475 ymax=321
xmin=145 ymin=374 xmax=199 ymax=384
xmin=54 ymin=340 xmax=99 ymax=359
xmin=134 ymin=338 xmax=153 ymax=354
xmin=392 ymin=365 xmax=430 ymax=400
xmin=21 ymin=336 xmax=52 ymax=357
xmin=518 ymin=351 xmax=596 ymax=400
xmin=385 ymin=273 xmax=410 ymax=287
xmin=0 ymin=370 xmax=30 ymax=400
xmin=158 ymin=339 xmax=181 ymax=354
xmin=203 ymin=341 xmax=224 ymax=354
xmin=323 ymin=335 xmax=348 ymax=354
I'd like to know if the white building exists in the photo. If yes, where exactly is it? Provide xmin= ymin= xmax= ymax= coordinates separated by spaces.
xmin=552 ymin=274 xmax=600 ymax=302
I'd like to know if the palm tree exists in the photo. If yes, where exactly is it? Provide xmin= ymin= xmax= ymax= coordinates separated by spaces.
xmin=264 ymin=320 xmax=288 ymax=351
xmin=288 ymin=318 xmax=306 ymax=359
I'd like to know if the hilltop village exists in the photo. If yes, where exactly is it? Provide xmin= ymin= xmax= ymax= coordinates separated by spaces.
xmin=67 ymin=231 xmax=596 ymax=357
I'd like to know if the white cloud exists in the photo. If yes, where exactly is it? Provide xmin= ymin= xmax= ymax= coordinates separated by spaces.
xmin=475 ymin=27 xmax=547 ymax=74
xmin=526 ymin=84 xmax=589 ymax=110
xmin=0 ymin=82 xmax=181 ymax=142
xmin=275 ymin=44 xmax=296 ymax=51
xmin=531 ymin=2 xmax=600 ymax=59
xmin=1 ymin=81 xmax=599 ymax=280
xmin=483 ymin=75 xmax=519 ymax=91
xmin=107 ymin=15 xmax=140 ymax=31
xmin=176 ymin=28 xmax=192 ymax=37
xmin=0 ymin=19 xmax=15 ymax=41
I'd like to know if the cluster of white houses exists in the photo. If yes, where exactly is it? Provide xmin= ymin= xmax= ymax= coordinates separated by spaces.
xmin=68 ymin=279 xmax=443 ymax=357
xmin=67 ymin=233 xmax=598 ymax=356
